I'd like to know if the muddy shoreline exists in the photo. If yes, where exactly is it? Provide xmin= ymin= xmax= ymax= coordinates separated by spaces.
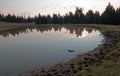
xmin=23 ymin=27 xmax=119 ymax=76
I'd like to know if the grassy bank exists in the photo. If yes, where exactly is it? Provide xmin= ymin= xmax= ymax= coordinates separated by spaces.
xmin=75 ymin=24 xmax=120 ymax=76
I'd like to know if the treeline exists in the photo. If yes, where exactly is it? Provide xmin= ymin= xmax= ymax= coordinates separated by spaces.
xmin=0 ymin=3 xmax=120 ymax=25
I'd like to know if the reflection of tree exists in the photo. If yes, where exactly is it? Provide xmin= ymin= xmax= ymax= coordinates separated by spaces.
xmin=76 ymin=28 xmax=84 ymax=37
xmin=35 ymin=26 xmax=53 ymax=33
xmin=86 ymin=28 xmax=93 ymax=33
xmin=0 ymin=25 xmax=95 ymax=38
xmin=53 ymin=25 xmax=62 ymax=32
xmin=0 ymin=27 xmax=29 ymax=37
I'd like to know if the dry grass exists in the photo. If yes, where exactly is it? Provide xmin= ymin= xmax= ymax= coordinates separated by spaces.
xmin=0 ymin=22 xmax=33 ymax=31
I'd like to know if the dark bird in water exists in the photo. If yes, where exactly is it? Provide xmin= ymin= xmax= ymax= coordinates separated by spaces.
xmin=68 ymin=50 xmax=75 ymax=52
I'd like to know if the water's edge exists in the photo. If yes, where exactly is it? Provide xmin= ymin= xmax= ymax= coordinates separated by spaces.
xmin=0 ymin=24 xmax=104 ymax=76
xmin=0 ymin=23 xmax=118 ymax=76
xmin=23 ymin=26 xmax=115 ymax=76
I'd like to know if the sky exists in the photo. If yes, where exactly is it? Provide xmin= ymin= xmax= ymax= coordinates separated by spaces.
xmin=0 ymin=0 xmax=120 ymax=17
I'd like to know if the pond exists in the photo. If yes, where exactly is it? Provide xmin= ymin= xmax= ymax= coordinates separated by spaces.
xmin=0 ymin=25 xmax=104 ymax=76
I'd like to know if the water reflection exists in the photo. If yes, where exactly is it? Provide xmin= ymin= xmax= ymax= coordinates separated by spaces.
xmin=0 ymin=25 xmax=95 ymax=38
xmin=0 ymin=25 xmax=103 ymax=76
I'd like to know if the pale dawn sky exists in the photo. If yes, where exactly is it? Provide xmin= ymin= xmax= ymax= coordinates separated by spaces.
xmin=0 ymin=0 xmax=120 ymax=17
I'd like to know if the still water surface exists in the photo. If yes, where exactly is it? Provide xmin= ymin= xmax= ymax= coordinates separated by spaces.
xmin=0 ymin=25 xmax=104 ymax=76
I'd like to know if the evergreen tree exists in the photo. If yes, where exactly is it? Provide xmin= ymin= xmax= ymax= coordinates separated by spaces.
xmin=52 ymin=14 xmax=59 ymax=24
xmin=85 ymin=10 xmax=94 ymax=24
xmin=34 ymin=14 xmax=42 ymax=24
xmin=116 ymin=7 xmax=120 ymax=25
xmin=57 ymin=14 xmax=63 ymax=24
xmin=74 ymin=7 xmax=85 ymax=24
xmin=68 ymin=12 xmax=74 ymax=24
xmin=0 ymin=14 xmax=1 ymax=21
xmin=94 ymin=11 xmax=100 ymax=24
xmin=46 ymin=15 xmax=52 ymax=24
xmin=0 ymin=14 xmax=5 ymax=21
xmin=101 ymin=2 xmax=116 ymax=25
xmin=27 ymin=16 xmax=33 ymax=23
xmin=64 ymin=13 xmax=70 ymax=24
xmin=5 ymin=14 xmax=12 ymax=22
xmin=0 ymin=2 xmax=119 ymax=25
